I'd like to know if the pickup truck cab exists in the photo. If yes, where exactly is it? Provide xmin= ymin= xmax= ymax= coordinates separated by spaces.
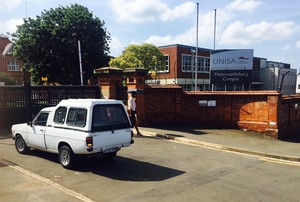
xmin=11 ymin=99 xmax=134 ymax=169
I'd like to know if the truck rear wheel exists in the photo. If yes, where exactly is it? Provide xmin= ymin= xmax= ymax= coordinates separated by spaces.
xmin=15 ymin=135 xmax=29 ymax=154
xmin=102 ymin=152 xmax=117 ymax=160
xmin=59 ymin=145 xmax=76 ymax=169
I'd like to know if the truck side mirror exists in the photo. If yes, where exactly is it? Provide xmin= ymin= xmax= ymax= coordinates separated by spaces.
xmin=27 ymin=121 xmax=32 ymax=127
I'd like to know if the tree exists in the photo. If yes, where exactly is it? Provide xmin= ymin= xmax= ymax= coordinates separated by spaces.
xmin=12 ymin=4 xmax=110 ymax=85
xmin=109 ymin=43 xmax=166 ymax=71
xmin=0 ymin=73 xmax=17 ymax=85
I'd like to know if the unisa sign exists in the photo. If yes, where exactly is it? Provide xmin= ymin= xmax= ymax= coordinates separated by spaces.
xmin=210 ymin=49 xmax=253 ymax=85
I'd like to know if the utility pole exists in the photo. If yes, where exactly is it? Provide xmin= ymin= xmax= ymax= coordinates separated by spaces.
xmin=195 ymin=2 xmax=199 ymax=91
xmin=213 ymin=9 xmax=217 ymax=50
xmin=78 ymin=39 xmax=83 ymax=85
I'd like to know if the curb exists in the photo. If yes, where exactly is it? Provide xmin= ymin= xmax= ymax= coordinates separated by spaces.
xmin=141 ymin=131 xmax=300 ymax=163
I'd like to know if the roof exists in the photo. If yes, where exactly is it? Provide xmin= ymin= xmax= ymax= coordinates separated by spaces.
xmin=2 ymin=43 xmax=13 ymax=56
xmin=58 ymin=98 xmax=123 ymax=108
xmin=159 ymin=44 xmax=212 ymax=52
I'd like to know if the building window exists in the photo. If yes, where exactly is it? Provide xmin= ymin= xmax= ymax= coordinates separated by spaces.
xmin=182 ymin=55 xmax=192 ymax=72
xmin=158 ymin=55 xmax=169 ymax=72
xmin=182 ymin=54 xmax=210 ymax=72
xmin=204 ymin=58 xmax=210 ymax=72
xmin=215 ymin=85 xmax=224 ymax=91
xmin=8 ymin=59 xmax=20 ymax=71
xmin=226 ymin=85 xmax=234 ymax=91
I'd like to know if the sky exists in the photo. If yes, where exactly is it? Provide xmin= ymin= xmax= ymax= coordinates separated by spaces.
xmin=1 ymin=0 xmax=300 ymax=71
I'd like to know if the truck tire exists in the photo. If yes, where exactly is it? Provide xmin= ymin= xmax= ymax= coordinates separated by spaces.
xmin=102 ymin=152 xmax=117 ymax=160
xmin=15 ymin=135 xmax=29 ymax=154
xmin=59 ymin=145 xmax=76 ymax=169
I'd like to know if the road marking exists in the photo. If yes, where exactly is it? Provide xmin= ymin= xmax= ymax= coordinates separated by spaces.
xmin=0 ymin=159 xmax=95 ymax=202
xmin=260 ymin=157 xmax=300 ymax=167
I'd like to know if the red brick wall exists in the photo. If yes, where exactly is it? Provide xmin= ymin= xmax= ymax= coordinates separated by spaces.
xmin=141 ymin=86 xmax=284 ymax=139
xmin=143 ymin=85 xmax=182 ymax=125
xmin=279 ymin=95 xmax=300 ymax=139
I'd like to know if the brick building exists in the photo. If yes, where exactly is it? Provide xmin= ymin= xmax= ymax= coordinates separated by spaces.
xmin=0 ymin=34 xmax=24 ymax=85
xmin=151 ymin=44 xmax=297 ymax=95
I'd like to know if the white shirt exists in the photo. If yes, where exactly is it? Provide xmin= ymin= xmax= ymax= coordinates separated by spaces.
xmin=128 ymin=96 xmax=136 ymax=111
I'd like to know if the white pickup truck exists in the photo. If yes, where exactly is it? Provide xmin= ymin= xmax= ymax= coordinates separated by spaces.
xmin=11 ymin=99 xmax=134 ymax=169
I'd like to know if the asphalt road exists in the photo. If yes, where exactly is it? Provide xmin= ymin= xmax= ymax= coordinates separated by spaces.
xmin=1 ymin=136 xmax=300 ymax=202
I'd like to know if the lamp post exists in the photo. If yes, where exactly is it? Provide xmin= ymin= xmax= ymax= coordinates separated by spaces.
xmin=77 ymin=39 xmax=83 ymax=86
xmin=72 ymin=26 xmax=84 ymax=86
xmin=195 ymin=2 xmax=199 ymax=91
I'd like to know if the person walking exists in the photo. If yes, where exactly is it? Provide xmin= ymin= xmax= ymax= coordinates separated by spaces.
xmin=128 ymin=91 xmax=142 ymax=137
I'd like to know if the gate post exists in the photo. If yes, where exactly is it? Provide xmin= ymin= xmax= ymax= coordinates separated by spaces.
xmin=24 ymin=81 xmax=32 ymax=122
xmin=124 ymin=68 xmax=148 ymax=126
xmin=94 ymin=67 xmax=123 ymax=99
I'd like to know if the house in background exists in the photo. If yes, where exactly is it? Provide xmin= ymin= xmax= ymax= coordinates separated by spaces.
xmin=0 ymin=34 xmax=24 ymax=85
xmin=149 ymin=44 xmax=297 ymax=95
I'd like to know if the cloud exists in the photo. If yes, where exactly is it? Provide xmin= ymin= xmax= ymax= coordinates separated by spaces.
xmin=160 ymin=2 xmax=194 ymax=21
xmin=145 ymin=10 xmax=222 ymax=47
xmin=225 ymin=0 xmax=262 ymax=12
xmin=109 ymin=36 xmax=123 ymax=56
xmin=146 ymin=27 xmax=201 ymax=46
xmin=219 ymin=21 xmax=299 ymax=45
xmin=0 ymin=18 xmax=23 ymax=34
xmin=108 ymin=0 xmax=194 ymax=23
xmin=296 ymin=41 xmax=300 ymax=48
xmin=0 ymin=0 xmax=21 ymax=10
xmin=283 ymin=44 xmax=291 ymax=50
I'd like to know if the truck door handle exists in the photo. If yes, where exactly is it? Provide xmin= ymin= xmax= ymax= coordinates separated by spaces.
xmin=40 ymin=129 xmax=44 ymax=132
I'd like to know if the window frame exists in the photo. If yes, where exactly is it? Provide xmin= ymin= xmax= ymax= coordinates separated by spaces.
xmin=66 ymin=107 xmax=87 ymax=127
xmin=54 ymin=107 xmax=67 ymax=124
xmin=7 ymin=59 xmax=20 ymax=71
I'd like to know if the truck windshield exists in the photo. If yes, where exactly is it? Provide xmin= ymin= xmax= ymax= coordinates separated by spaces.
xmin=92 ymin=104 xmax=130 ymax=132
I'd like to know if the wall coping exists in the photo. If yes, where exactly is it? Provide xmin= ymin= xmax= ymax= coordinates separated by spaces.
xmin=93 ymin=66 xmax=122 ymax=74
xmin=184 ymin=91 xmax=281 ymax=96
xmin=145 ymin=84 xmax=182 ymax=89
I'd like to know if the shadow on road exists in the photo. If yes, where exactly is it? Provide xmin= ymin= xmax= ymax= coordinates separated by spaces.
xmin=77 ymin=156 xmax=185 ymax=181
xmin=22 ymin=149 xmax=185 ymax=182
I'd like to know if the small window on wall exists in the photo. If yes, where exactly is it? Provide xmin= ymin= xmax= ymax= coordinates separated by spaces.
xmin=199 ymin=100 xmax=217 ymax=107
xmin=8 ymin=59 xmax=20 ymax=71
xmin=54 ymin=107 xmax=67 ymax=124
xmin=158 ymin=55 xmax=169 ymax=73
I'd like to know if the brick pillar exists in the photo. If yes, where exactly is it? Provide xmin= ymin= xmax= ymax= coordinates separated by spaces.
xmin=93 ymin=67 xmax=123 ymax=99
xmin=266 ymin=93 xmax=281 ymax=139
xmin=124 ymin=68 xmax=148 ymax=126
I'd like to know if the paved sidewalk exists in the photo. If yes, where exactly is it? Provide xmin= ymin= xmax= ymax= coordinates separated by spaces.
xmin=139 ymin=126 xmax=300 ymax=162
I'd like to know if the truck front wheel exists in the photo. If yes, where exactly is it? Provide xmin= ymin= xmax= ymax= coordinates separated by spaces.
xmin=59 ymin=145 xmax=76 ymax=169
xmin=15 ymin=135 xmax=29 ymax=154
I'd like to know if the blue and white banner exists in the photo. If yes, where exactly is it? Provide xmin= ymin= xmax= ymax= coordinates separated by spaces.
xmin=211 ymin=49 xmax=253 ymax=70
xmin=211 ymin=49 xmax=253 ymax=85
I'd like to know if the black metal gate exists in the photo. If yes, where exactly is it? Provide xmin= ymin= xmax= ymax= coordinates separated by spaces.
xmin=0 ymin=84 xmax=101 ymax=130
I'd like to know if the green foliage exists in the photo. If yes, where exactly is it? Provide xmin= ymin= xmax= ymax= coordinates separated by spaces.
xmin=109 ymin=43 xmax=165 ymax=71
xmin=0 ymin=73 xmax=17 ymax=85
xmin=12 ymin=4 xmax=110 ymax=85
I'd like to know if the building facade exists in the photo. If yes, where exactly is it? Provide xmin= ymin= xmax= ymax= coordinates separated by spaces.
xmin=153 ymin=44 xmax=211 ymax=91
xmin=0 ymin=34 xmax=24 ymax=85
xmin=151 ymin=44 xmax=297 ymax=95
xmin=260 ymin=61 xmax=296 ymax=95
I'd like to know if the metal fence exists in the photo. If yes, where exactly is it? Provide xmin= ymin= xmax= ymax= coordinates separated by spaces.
xmin=0 ymin=85 xmax=101 ymax=130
